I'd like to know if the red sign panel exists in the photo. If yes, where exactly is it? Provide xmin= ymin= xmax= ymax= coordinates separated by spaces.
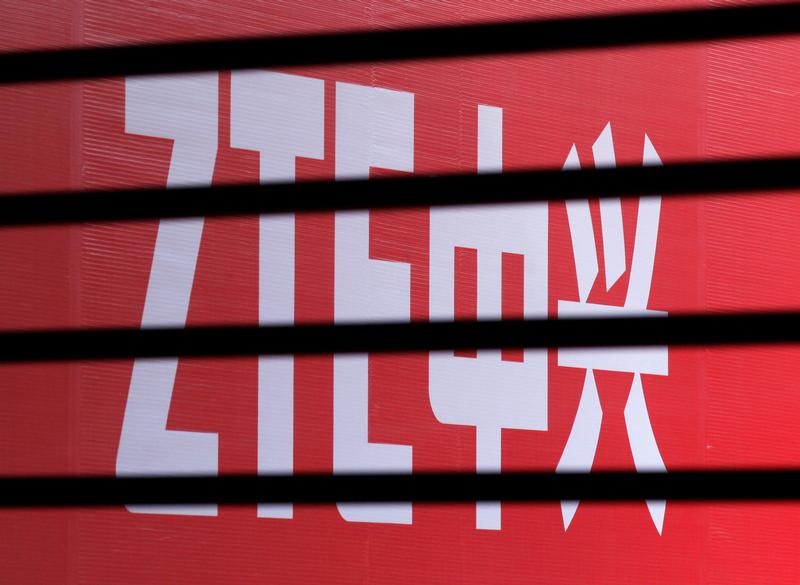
xmin=2 ymin=1 xmax=800 ymax=583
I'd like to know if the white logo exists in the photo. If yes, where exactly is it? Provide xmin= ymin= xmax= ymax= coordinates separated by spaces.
xmin=116 ymin=74 xmax=669 ymax=534
xmin=556 ymin=122 xmax=668 ymax=534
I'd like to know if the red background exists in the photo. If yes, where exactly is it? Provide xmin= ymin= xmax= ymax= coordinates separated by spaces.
xmin=2 ymin=1 xmax=800 ymax=583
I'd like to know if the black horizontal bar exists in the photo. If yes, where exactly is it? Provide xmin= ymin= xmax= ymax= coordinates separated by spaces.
xmin=2 ymin=3 xmax=800 ymax=84
xmin=1 ymin=312 xmax=798 ymax=363
xmin=3 ymin=470 xmax=800 ymax=507
xmin=3 ymin=156 xmax=800 ymax=227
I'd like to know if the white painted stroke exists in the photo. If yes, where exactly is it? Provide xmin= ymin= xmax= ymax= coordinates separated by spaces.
xmin=592 ymin=122 xmax=626 ymax=291
xmin=333 ymin=82 xmax=414 ymax=524
xmin=555 ymin=370 xmax=603 ymax=530
xmin=476 ymin=104 xmax=503 ymax=530
xmin=230 ymin=71 xmax=325 ymax=519
xmin=117 ymin=74 xmax=219 ymax=516
xmin=626 ymin=134 xmax=663 ymax=311
xmin=563 ymin=145 xmax=598 ymax=302
xmin=624 ymin=374 xmax=666 ymax=534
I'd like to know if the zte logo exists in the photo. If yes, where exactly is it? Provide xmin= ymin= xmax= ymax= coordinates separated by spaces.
xmin=116 ymin=72 xmax=667 ymax=533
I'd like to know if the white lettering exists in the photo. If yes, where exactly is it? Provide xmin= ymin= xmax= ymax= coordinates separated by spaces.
xmin=230 ymin=71 xmax=325 ymax=519
xmin=117 ymin=74 xmax=220 ymax=516
xmin=333 ymin=82 xmax=415 ymax=524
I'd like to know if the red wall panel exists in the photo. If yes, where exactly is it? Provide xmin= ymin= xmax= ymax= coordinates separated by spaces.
xmin=1 ymin=1 xmax=799 ymax=583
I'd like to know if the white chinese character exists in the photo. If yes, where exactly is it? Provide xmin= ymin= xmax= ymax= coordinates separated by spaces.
xmin=556 ymin=122 xmax=668 ymax=533
xmin=429 ymin=105 xmax=548 ymax=530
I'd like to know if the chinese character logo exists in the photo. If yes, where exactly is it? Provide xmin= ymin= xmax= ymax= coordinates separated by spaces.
xmin=557 ymin=122 xmax=668 ymax=534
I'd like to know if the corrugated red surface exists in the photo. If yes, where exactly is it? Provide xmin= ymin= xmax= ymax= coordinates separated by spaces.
xmin=2 ymin=1 xmax=800 ymax=583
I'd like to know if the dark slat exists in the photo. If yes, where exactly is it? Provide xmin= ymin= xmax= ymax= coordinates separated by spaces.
xmin=2 ymin=3 xmax=800 ymax=84
xmin=3 ymin=470 xmax=800 ymax=507
xmin=1 ymin=156 xmax=800 ymax=227
xmin=0 ymin=312 xmax=796 ymax=363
